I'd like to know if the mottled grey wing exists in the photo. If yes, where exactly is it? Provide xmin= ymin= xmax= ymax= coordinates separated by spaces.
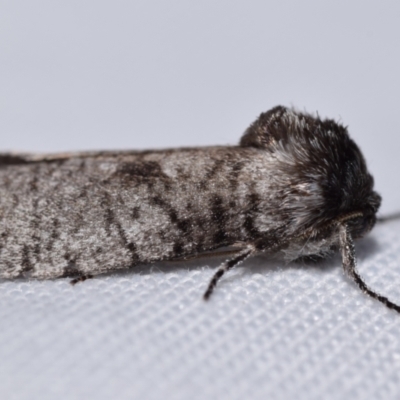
xmin=0 ymin=151 xmax=190 ymax=280
xmin=0 ymin=148 xmax=250 ymax=280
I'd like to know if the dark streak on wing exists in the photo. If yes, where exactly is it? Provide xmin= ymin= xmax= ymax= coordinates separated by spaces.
xmin=210 ymin=194 xmax=229 ymax=245
xmin=103 ymin=196 xmax=140 ymax=265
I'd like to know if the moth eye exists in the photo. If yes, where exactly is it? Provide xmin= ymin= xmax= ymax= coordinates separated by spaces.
xmin=347 ymin=214 xmax=375 ymax=239
xmin=367 ymin=193 xmax=381 ymax=214
xmin=373 ymin=199 xmax=381 ymax=213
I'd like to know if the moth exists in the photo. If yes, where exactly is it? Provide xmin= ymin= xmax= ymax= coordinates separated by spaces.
xmin=0 ymin=106 xmax=398 ymax=312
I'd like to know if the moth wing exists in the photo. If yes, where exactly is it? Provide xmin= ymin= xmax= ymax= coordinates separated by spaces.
xmin=0 ymin=150 xmax=143 ymax=165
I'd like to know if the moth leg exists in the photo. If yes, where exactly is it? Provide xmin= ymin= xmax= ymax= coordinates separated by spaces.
xmin=174 ymin=244 xmax=247 ymax=263
xmin=339 ymin=224 xmax=400 ymax=313
xmin=70 ymin=274 xmax=94 ymax=285
xmin=203 ymin=244 xmax=255 ymax=300
xmin=173 ymin=250 xmax=240 ymax=263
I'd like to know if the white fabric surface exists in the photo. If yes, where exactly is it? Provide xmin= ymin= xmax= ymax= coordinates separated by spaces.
xmin=1 ymin=218 xmax=400 ymax=400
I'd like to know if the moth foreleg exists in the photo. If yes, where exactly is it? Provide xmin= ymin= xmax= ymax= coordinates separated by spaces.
xmin=203 ymin=244 xmax=255 ymax=300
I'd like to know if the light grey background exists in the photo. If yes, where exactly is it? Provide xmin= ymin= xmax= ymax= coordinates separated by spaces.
xmin=1 ymin=1 xmax=400 ymax=399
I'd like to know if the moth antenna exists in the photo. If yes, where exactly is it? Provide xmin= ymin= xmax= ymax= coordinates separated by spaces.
xmin=339 ymin=223 xmax=400 ymax=313
xmin=203 ymin=245 xmax=255 ymax=300
xmin=377 ymin=212 xmax=400 ymax=224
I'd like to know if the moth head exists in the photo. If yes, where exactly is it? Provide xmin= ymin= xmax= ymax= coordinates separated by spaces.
xmin=240 ymin=105 xmax=381 ymax=235
xmin=338 ymin=191 xmax=381 ymax=239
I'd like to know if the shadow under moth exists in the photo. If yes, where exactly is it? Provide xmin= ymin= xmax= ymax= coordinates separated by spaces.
xmin=0 ymin=106 xmax=398 ymax=312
